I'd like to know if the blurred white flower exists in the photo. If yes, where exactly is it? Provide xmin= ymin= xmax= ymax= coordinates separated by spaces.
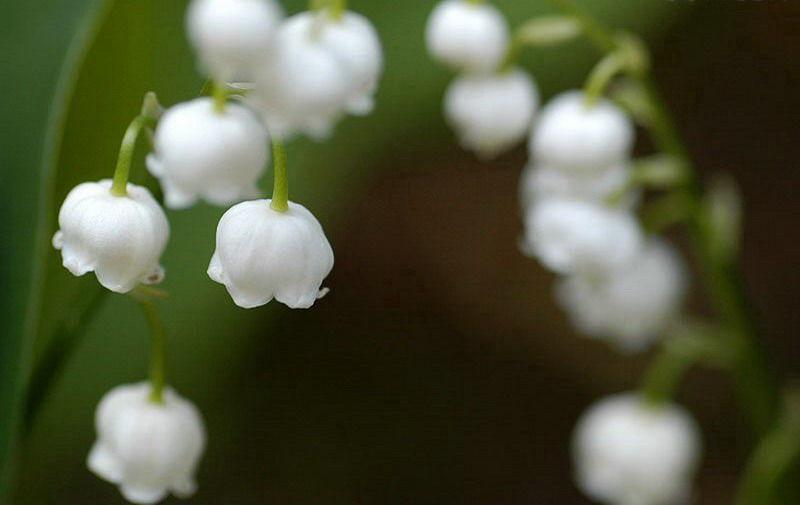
xmin=425 ymin=0 xmax=509 ymax=72
xmin=519 ymin=162 xmax=632 ymax=210
xmin=530 ymin=90 xmax=634 ymax=173
xmin=315 ymin=10 xmax=383 ymax=116
xmin=520 ymin=198 xmax=643 ymax=275
xmin=208 ymin=199 xmax=334 ymax=309
xmin=573 ymin=393 xmax=701 ymax=505
xmin=556 ymin=239 xmax=688 ymax=352
xmin=52 ymin=180 xmax=169 ymax=293
xmin=444 ymin=68 xmax=539 ymax=158
xmin=252 ymin=10 xmax=382 ymax=139
xmin=186 ymin=0 xmax=284 ymax=81
xmin=146 ymin=98 xmax=269 ymax=209
xmin=88 ymin=382 xmax=206 ymax=505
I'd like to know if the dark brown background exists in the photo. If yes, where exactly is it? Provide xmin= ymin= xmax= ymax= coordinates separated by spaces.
xmin=230 ymin=2 xmax=800 ymax=503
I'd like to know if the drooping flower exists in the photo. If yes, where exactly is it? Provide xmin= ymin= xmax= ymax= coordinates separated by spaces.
xmin=52 ymin=180 xmax=169 ymax=293
xmin=520 ymin=198 xmax=643 ymax=275
xmin=186 ymin=0 xmax=284 ymax=81
xmin=530 ymin=90 xmax=634 ymax=172
xmin=87 ymin=382 xmax=206 ymax=505
xmin=208 ymin=199 xmax=334 ymax=309
xmin=556 ymin=239 xmax=688 ymax=352
xmin=444 ymin=68 xmax=539 ymax=158
xmin=312 ymin=10 xmax=384 ymax=116
xmin=251 ymin=10 xmax=382 ymax=139
xmin=425 ymin=0 xmax=509 ymax=73
xmin=519 ymin=162 xmax=632 ymax=210
xmin=146 ymin=98 xmax=269 ymax=209
xmin=573 ymin=393 xmax=701 ymax=505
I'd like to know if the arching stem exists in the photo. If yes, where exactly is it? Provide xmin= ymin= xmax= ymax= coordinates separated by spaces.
xmin=547 ymin=0 xmax=778 ymax=437
xmin=110 ymin=93 xmax=161 ymax=196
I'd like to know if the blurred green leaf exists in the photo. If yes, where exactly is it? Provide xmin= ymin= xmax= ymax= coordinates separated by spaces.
xmin=0 ymin=0 xmax=112 ymax=500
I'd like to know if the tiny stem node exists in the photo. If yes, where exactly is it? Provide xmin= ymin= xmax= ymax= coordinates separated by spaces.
xmin=212 ymin=80 xmax=227 ymax=114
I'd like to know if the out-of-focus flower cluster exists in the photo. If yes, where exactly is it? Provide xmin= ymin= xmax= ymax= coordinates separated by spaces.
xmin=426 ymin=0 xmax=539 ymax=159
xmin=520 ymin=90 xmax=688 ymax=353
xmin=424 ymin=2 xmax=702 ymax=504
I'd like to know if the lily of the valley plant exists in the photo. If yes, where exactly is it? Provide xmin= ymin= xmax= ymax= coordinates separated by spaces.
xmin=42 ymin=0 xmax=794 ymax=503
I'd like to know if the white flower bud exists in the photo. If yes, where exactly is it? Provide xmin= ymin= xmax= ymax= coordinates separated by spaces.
xmin=519 ymin=162 xmax=632 ymax=210
xmin=146 ymin=98 xmax=269 ymax=209
xmin=556 ymin=239 xmax=688 ymax=352
xmin=87 ymin=383 xmax=206 ymax=504
xmin=444 ymin=69 xmax=539 ymax=158
xmin=531 ymin=90 xmax=635 ymax=172
xmin=573 ymin=393 xmax=701 ymax=505
xmin=425 ymin=0 xmax=509 ymax=72
xmin=52 ymin=180 xmax=169 ymax=293
xmin=521 ymin=198 xmax=643 ymax=275
xmin=208 ymin=199 xmax=334 ymax=309
xmin=186 ymin=0 xmax=284 ymax=81
xmin=251 ymin=12 xmax=353 ymax=140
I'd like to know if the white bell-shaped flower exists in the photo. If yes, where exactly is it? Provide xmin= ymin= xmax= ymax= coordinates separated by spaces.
xmin=87 ymin=382 xmax=206 ymax=504
xmin=186 ymin=0 xmax=284 ymax=81
xmin=531 ymin=90 xmax=634 ymax=172
xmin=573 ymin=393 xmax=701 ymax=505
xmin=52 ymin=180 xmax=169 ymax=293
xmin=521 ymin=198 xmax=643 ymax=275
xmin=252 ymin=12 xmax=353 ymax=140
xmin=425 ymin=0 xmax=509 ymax=72
xmin=444 ymin=68 xmax=539 ymax=158
xmin=556 ymin=239 xmax=688 ymax=352
xmin=208 ymin=199 xmax=334 ymax=309
xmin=519 ymin=162 xmax=632 ymax=210
xmin=314 ymin=10 xmax=383 ymax=116
xmin=146 ymin=98 xmax=269 ymax=209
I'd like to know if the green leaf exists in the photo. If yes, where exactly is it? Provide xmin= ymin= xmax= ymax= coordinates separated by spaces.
xmin=0 ymin=0 xmax=113 ymax=500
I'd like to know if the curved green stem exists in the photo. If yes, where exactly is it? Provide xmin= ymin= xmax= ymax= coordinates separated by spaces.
xmin=110 ymin=93 xmax=161 ymax=196
xmin=641 ymin=325 xmax=733 ymax=405
xmin=132 ymin=289 xmax=167 ymax=404
xmin=550 ymin=0 xmax=778 ymax=436
xmin=270 ymin=141 xmax=288 ymax=213
xmin=583 ymin=52 xmax=627 ymax=106
xmin=110 ymin=115 xmax=149 ymax=196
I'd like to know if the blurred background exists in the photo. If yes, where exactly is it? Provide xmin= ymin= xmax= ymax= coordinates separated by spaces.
xmin=1 ymin=0 xmax=798 ymax=503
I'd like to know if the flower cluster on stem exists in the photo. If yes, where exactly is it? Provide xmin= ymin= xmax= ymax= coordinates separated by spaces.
xmin=49 ymin=0 xmax=384 ymax=502
xmin=425 ymin=0 xmax=786 ymax=502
